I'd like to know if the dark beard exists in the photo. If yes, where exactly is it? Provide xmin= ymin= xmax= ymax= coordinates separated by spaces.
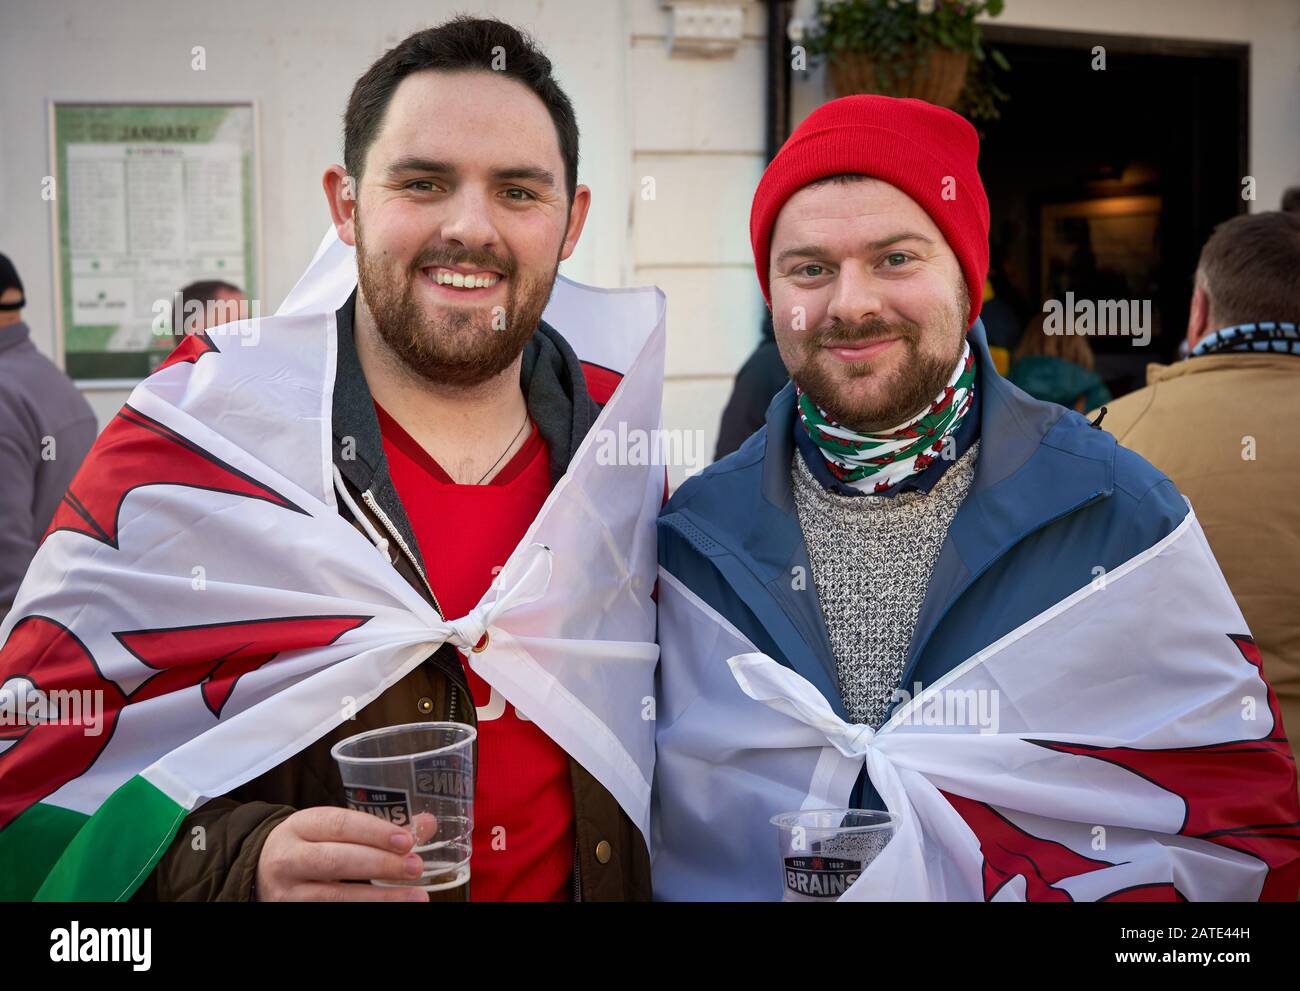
xmin=355 ymin=218 xmax=557 ymax=387
xmin=791 ymin=296 xmax=967 ymax=433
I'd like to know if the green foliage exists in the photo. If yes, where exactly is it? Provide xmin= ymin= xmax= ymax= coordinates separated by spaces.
xmin=804 ymin=0 xmax=1010 ymax=121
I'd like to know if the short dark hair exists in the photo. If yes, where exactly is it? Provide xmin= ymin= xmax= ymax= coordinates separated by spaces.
xmin=343 ymin=17 xmax=579 ymax=202
xmin=173 ymin=280 xmax=242 ymax=336
xmin=1282 ymin=186 xmax=1300 ymax=214
xmin=1197 ymin=211 xmax=1300 ymax=327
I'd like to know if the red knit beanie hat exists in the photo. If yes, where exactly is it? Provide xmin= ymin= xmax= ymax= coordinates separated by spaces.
xmin=750 ymin=95 xmax=989 ymax=328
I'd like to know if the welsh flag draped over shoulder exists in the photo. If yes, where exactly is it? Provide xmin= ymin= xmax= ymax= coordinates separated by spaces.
xmin=654 ymin=509 xmax=1300 ymax=901
xmin=0 ymin=229 xmax=666 ymax=901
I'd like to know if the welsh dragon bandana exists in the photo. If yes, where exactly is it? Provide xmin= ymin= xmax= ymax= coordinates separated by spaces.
xmin=1192 ymin=321 xmax=1300 ymax=358
xmin=797 ymin=340 xmax=976 ymax=492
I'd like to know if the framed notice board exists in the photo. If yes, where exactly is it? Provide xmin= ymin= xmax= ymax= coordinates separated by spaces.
xmin=48 ymin=101 xmax=261 ymax=382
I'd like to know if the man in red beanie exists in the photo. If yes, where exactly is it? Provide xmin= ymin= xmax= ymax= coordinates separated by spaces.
xmin=651 ymin=96 xmax=1300 ymax=901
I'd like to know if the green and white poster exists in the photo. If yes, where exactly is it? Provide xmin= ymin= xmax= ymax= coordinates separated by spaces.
xmin=50 ymin=102 xmax=259 ymax=380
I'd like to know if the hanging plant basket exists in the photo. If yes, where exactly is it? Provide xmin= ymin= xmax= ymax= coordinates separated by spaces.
xmin=801 ymin=0 xmax=1010 ymax=121
xmin=827 ymin=46 xmax=970 ymax=107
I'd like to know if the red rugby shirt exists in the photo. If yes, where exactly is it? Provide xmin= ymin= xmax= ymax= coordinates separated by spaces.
xmin=376 ymin=402 xmax=573 ymax=901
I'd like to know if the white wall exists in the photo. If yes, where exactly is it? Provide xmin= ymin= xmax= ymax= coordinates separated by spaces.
xmin=0 ymin=0 xmax=635 ymax=426
xmin=629 ymin=0 xmax=769 ymax=487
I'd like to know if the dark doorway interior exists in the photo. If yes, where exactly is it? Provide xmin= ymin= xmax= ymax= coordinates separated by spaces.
xmin=977 ymin=26 xmax=1249 ymax=397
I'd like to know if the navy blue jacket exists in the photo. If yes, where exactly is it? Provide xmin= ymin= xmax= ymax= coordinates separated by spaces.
xmin=658 ymin=320 xmax=1189 ymax=808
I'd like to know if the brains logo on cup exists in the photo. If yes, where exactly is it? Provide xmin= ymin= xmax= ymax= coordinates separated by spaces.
xmin=344 ymin=786 xmax=411 ymax=826
xmin=783 ymin=856 xmax=863 ymax=899
xmin=413 ymin=758 xmax=471 ymax=800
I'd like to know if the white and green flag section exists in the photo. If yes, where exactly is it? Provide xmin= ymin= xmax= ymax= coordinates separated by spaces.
xmin=654 ymin=510 xmax=1300 ymax=901
xmin=0 ymin=228 xmax=666 ymax=900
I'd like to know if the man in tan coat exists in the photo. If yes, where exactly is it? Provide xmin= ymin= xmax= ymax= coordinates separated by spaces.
xmin=1095 ymin=210 xmax=1300 ymax=788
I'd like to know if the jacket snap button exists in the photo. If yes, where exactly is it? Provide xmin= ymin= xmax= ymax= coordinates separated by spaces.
xmin=594 ymin=840 xmax=612 ymax=864
xmin=417 ymin=696 xmax=434 ymax=714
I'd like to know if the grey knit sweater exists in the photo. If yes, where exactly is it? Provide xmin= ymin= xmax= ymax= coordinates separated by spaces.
xmin=791 ymin=441 xmax=980 ymax=728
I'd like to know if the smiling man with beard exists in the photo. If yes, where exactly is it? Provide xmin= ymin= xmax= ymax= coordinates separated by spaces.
xmin=126 ymin=16 xmax=650 ymax=903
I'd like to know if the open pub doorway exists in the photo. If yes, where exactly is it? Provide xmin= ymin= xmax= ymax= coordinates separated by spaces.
xmin=977 ymin=25 xmax=1249 ymax=399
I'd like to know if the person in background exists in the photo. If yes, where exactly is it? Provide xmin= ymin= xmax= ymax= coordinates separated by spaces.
xmin=1008 ymin=309 xmax=1111 ymax=413
xmin=1093 ymin=210 xmax=1300 ymax=789
xmin=1281 ymin=186 xmax=1300 ymax=214
xmin=0 ymin=252 xmax=97 ymax=620
xmin=714 ymin=313 xmax=789 ymax=459
xmin=977 ymin=276 xmax=1022 ymax=376
xmin=168 ymin=279 xmax=246 ymax=343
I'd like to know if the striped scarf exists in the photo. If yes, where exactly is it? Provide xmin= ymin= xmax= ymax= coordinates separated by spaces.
xmin=1192 ymin=321 xmax=1300 ymax=358
xmin=797 ymin=341 xmax=976 ymax=492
